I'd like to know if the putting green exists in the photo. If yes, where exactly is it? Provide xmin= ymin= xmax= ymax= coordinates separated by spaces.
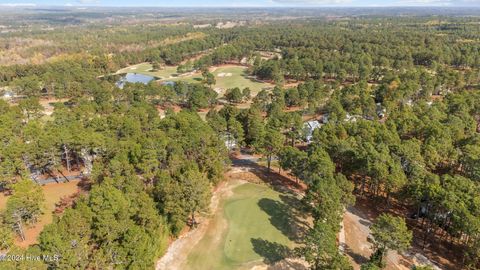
xmin=185 ymin=182 xmax=299 ymax=270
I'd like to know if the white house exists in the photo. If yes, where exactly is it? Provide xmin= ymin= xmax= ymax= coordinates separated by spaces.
xmin=303 ymin=120 xmax=323 ymax=143
xmin=222 ymin=132 xmax=237 ymax=150
xmin=345 ymin=113 xmax=363 ymax=123
xmin=376 ymin=103 xmax=386 ymax=118
xmin=1 ymin=90 xmax=14 ymax=100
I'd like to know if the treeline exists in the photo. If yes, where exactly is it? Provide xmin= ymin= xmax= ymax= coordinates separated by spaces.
xmin=3 ymin=18 xmax=480 ymax=101
xmin=0 ymin=29 xmax=228 ymax=97
xmin=0 ymin=23 xmax=209 ymax=66
xmin=194 ymin=21 xmax=480 ymax=86
xmin=0 ymin=82 xmax=228 ymax=269
xmin=304 ymin=87 xmax=479 ymax=268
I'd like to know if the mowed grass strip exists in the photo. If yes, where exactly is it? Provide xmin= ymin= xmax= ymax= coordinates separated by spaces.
xmin=223 ymin=183 xmax=293 ymax=263
xmin=185 ymin=182 xmax=296 ymax=269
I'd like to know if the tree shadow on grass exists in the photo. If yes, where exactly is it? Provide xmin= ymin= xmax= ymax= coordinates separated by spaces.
xmin=251 ymin=238 xmax=293 ymax=264
xmin=258 ymin=197 xmax=309 ymax=243
xmin=279 ymin=194 xmax=309 ymax=221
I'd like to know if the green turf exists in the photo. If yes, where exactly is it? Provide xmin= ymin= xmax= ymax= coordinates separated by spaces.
xmin=116 ymin=64 xmax=273 ymax=97
xmin=211 ymin=66 xmax=274 ymax=96
xmin=185 ymin=182 xmax=299 ymax=270
xmin=115 ymin=63 xmax=179 ymax=80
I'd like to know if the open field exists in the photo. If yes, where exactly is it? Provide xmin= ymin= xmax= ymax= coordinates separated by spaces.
xmin=0 ymin=180 xmax=82 ymax=247
xmin=116 ymin=63 xmax=273 ymax=97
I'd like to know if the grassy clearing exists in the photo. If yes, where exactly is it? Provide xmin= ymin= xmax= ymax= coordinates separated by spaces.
xmin=185 ymin=181 xmax=300 ymax=270
xmin=116 ymin=64 xmax=273 ymax=97
xmin=212 ymin=66 xmax=273 ymax=96
xmin=168 ymin=65 xmax=274 ymax=97
xmin=115 ymin=63 xmax=179 ymax=80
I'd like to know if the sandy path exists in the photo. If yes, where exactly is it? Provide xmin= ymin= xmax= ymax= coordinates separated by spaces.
xmin=341 ymin=205 xmax=441 ymax=270
xmin=155 ymin=172 xmax=246 ymax=270
xmin=342 ymin=206 xmax=410 ymax=269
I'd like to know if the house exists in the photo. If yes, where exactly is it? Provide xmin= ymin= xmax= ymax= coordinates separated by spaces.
xmin=376 ymin=103 xmax=386 ymax=118
xmin=345 ymin=113 xmax=363 ymax=123
xmin=222 ymin=132 xmax=237 ymax=150
xmin=1 ymin=90 xmax=14 ymax=100
xmin=322 ymin=114 xmax=329 ymax=124
xmin=303 ymin=120 xmax=323 ymax=143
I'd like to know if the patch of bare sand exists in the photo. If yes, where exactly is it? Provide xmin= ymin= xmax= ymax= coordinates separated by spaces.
xmin=155 ymin=175 xmax=246 ymax=270
xmin=341 ymin=205 xmax=440 ymax=270
xmin=250 ymin=258 xmax=309 ymax=270
xmin=15 ymin=180 xmax=82 ymax=248
xmin=0 ymin=192 xmax=7 ymax=210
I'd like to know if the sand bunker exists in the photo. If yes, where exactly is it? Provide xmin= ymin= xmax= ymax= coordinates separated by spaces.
xmin=217 ymin=72 xmax=232 ymax=77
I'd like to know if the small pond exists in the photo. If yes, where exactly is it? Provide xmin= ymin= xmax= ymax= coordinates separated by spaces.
xmin=116 ymin=73 xmax=157 ymax=89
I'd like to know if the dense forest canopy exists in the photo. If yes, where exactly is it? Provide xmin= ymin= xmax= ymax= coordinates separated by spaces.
xmin=0 ymin=7 xmax=479 ymax=270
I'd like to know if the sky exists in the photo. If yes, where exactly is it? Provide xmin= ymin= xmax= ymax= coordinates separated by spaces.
xmin=1 ymin=0 xmax=480 ymax=7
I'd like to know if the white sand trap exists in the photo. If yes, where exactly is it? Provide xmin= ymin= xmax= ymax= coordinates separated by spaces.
xmin=224 ymin=73 xmax=232 ymax=77
xmin=213 ymin=87 xmax=223 ymax=93
xmin=130 ymin=67 xmax=137 ymax=70
xmin=217 ymin=72 xmax=226 ymax=77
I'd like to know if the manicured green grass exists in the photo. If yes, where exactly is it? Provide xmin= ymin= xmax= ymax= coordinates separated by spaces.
xmin=115 ymin=63 xmax=179 ymax=79
xmin=168 ymin=66 xmax=273 ymax=97
xmin=185 ymin=182 xmax=299 ymax=270
xmin=211 ymin=66 xmax=274 ymax=96
xmin=116 ymin=64 xmax=273 ymax=97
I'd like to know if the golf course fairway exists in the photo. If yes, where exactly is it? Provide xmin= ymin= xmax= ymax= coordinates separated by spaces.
xmin=184 ymin=181 xmax=298 ymax=270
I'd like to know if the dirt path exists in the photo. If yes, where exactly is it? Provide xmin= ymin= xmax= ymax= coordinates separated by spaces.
xmin=341 ymin=205 xmax=441 ymax=270
xmin=155 ymin=171 xmax=246 ymax=270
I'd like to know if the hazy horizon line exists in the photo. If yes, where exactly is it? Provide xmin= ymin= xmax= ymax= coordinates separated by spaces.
xmin=2 ymin=4 xmax=480 ymax=8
